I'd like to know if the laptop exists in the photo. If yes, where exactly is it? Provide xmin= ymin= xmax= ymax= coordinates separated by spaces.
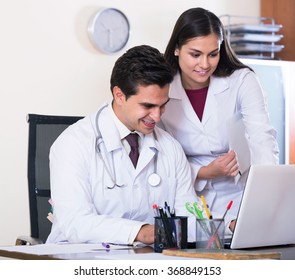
xmin=227 ymin=164 xmax=295 ymax=249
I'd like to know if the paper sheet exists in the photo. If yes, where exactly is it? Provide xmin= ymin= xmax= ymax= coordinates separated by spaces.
xmin=0 ymin=243 xmax=131 ymax=255
xmin=227 ymin=113 xmax=251 ymax=183
xmin=0 ymin=243 xmax=197 ymax=260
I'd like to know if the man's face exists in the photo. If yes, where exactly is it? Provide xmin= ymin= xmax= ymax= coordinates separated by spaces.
xmin=113 ymin=84 xmax=170 ymax=134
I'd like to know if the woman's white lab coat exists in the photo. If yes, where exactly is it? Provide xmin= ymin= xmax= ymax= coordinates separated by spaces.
xmin=46 ymin=104 xmax=198 ymax=244
xmin=160 ymin=69 xmax=279 ymax=231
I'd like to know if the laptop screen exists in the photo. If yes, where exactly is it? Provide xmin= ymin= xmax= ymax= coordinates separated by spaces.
xmin=230 ymin=164 xmax=295 ymax=249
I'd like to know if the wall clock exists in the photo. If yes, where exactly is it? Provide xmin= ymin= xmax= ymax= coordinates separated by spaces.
xmin=88 ymin=8 xmax=130 ymax=54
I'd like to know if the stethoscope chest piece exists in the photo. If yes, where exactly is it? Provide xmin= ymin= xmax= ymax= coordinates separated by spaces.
xmin=148 ymin=173 xmax=161 ymax=187
xmin=95 ymin=104 xmax=162 ymax=188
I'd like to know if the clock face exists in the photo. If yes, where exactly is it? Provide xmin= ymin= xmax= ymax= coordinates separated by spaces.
xmin=88 ymin=8 xmax=130 ymax=54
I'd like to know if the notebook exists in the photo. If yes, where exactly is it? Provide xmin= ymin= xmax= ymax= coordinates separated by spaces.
xmin=228 ymin=164 xmax=295 ymax=249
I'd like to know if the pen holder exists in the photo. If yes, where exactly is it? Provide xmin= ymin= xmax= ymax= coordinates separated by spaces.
xmin=154 ymin=216 xmax=187 ymax=253
xmin=196 ymin=218 xmax=225 ymax=250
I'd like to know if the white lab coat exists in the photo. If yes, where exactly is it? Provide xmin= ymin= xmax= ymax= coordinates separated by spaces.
xmin=46 ymin=103 xmax=199 ymax=244
xmin=160 ymin=69 xmax=279 ymax=232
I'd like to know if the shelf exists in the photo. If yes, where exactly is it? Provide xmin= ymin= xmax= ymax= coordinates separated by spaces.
xmin=220 ymin=15 xmax=284 ymax=60
xmin=231 ymin=43 xmax=284 ymax=53
xmin=230 ymin=34 xmax=283 ymax=43
xmin=225 ymin=24 xmax=282 ymax=33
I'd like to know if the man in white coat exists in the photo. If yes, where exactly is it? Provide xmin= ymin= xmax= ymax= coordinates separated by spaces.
xmin=46 ymin=45 xmax=199 ymax=245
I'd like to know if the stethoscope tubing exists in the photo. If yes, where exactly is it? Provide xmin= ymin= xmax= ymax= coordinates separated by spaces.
xmin=94 ymin=104 xmax=161 ymax=188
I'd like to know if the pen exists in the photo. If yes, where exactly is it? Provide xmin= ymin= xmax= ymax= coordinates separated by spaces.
xmin=101 ymin=242 xmax=110 ymax=249
xmin=206 ymin=200 xmax=233 ymax=249
xmin=170 ymin=208 xmax=175 ymax=217
xmin=108 ymin=243 xmax=134 ymax=247
xmin=164 ymin=201 xmax=172 ymax=217
xmin=153 ymin=204 xmax=160 ymax=216
xmin=158 ymin=207 xmax=175 ymax=247
xmin=191 ymin=202 xmax=220 ymax=249
xmin=201 ymin=196 xmax=212 ymax=219
xmin=92 ymin=243 xmax=134 ymax=251
xmin=186 ymin=202 xmax=214 ymax=243
xmin=200 ymin=198 xmax=222 ymax=249
xmin=208 ymin=214 xmax=221 ymax=250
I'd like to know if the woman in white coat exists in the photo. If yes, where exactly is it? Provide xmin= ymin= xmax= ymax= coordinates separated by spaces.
xmin=161 ymin=8 xmax=279 ymax=234
xmin=46 ymin=45 xmax=199 ymax=245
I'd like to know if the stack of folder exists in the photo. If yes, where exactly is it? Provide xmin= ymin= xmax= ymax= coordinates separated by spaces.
xmin=220 ymin=15 xmax=284 ymax=60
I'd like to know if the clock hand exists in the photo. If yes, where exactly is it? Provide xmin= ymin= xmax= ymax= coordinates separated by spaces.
xmin=100 ymin=21 xmax=111 ymax=32
xmin=108 ymin=30 xmax=113 ymax=48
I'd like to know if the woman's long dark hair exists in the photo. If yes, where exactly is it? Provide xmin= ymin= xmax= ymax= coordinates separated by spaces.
xmin=164 ymin=7 xmax=253 ymax=76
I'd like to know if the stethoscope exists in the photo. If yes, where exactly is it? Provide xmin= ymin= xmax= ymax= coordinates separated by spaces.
xmin=95 ymin=104 xmax=161 ymax=189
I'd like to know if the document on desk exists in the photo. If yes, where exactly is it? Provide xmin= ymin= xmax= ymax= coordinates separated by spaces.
xmin=0 ymin=243 xmax=198 ymax=260
xmin=0 ymin=243 xmax=131 ymax=255
xmin=227 ymin=113 xmax=251 ymax=183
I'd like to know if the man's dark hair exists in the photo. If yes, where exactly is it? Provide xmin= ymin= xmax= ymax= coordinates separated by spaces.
xmin=110 ymin=45 xmax=174 ymax=99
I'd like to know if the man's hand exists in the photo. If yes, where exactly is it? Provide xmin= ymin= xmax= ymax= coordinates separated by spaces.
xmin=135 ymin=224 xmax=154 ymax=244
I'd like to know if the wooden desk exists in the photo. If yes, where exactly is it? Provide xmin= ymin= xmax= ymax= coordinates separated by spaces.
xmin=0 ymin=249 xmax=60 ymax=260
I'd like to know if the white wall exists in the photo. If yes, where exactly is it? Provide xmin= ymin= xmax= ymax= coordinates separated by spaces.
xmin=0 ymin=0 xmax=260 ymax=245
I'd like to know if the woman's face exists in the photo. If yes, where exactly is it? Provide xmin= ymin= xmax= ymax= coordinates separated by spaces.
xmin=175 ymin=33 xmax=221 ymax=89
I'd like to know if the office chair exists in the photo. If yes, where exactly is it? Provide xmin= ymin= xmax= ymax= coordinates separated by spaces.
xmin=16 ymin=114 xmax=83 ymax=245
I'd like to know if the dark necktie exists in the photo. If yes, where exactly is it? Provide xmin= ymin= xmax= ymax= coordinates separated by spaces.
xmin=125 ymin=133 xmax=139 ymax=167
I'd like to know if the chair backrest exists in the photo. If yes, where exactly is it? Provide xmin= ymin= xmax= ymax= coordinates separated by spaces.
xmin=27 ymin=113 xmax=83 ymax=243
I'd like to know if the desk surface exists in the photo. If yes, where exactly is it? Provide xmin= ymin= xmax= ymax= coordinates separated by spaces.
xmin=0 ymin=244 xmax=295 ymax=260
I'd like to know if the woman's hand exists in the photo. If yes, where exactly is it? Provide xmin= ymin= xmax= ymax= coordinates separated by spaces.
xmin=229 ymin=219 xmax=236 ymax=232
xmin=199 ymin=150 xmax=239 ymax=179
